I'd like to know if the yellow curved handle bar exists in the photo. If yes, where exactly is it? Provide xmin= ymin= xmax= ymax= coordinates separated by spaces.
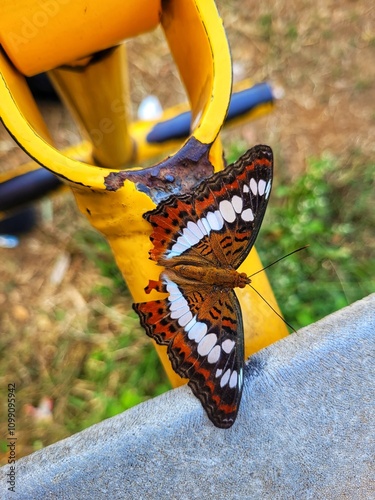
xmin=0 ymin=0 xmax=288 ymax=387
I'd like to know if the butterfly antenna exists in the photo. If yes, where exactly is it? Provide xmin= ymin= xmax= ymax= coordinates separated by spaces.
xmin=248 ymin=284 xmax=297 ymax=333
xmin=247 ymin=246 xmax=308 ymax=333
xmin=248 ymin=245 xmax=309 ymax=278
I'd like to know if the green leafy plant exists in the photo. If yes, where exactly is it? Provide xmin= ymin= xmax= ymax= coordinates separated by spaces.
xmin=251 ymin=153 xmax=374 ymax=329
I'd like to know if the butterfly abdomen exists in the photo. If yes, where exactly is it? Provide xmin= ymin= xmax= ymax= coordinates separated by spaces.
xmin=169 ymin=265 xmax=250 ymax=289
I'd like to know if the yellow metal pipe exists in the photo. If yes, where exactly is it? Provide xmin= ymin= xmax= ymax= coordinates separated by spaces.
xmin=49 ymin=45 xmax=134 ymax=168
xmin=0 ymin=78 xmax=275 ymax=183
xmin=1 ymin=0 xmax=161 ymax=75
xmin=161 ymin=0 xmax=233 ymax=147
xmin=0 ymin=49 xmax=51 ymax=143
xmin=0 ymin=0 xmax=288 ymax=389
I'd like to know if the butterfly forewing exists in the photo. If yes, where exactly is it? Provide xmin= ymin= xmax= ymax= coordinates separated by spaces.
xmin=134 ymin=278 xmax=244 ymax=428
xmin=146 ymin=145 xmax=272 ymax=268
xmin=207 ymin=147 xmax=272 ymax=268
xmin=133 ymin=145 xmax=273 ymax=428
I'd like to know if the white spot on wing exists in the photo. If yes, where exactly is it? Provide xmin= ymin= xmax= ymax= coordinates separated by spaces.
xmin=258 ymin=179 xmax=266 ymax=196
xmin=206 ymin=211 xmax=223 ymax=231
xmin=178 ymin=310 xmax=193 ymax=327
xmin=176 ymin=235 xmax=190 ymax=248
xmin=169 ymin=296 xmax=187 ymax=311
xmin=222 ymin=339 xmax=235 ymax=353
xmin=219 ymin=200 xmax=236 ymax=223
xmin=265 ymin=180 xmax=272 ymax=199
xmin=250 ymin=178 xmax=257 ymax=195
xmin=215 ymin=368 xmax=223 ymax=378
xmin=166 ymin=251 xmax=180 ymax=258
xmin=207 ymin=345 xmax=221 ymax=364
xmin=184 ymin=315 xmax=197 ymax=332
xmin=167 ymin=244 xmax=186 ymax=257
xmin=165 ymin=279 xmax=179 ymax=294
xmin=170 ymin=305 xmax=189 ymax=319
xmin=241 ymin=208 xmax=254 ymax=221
xmin=187 ymin=221 xmax=204 ymax=239
xmin=229 ymin=371 xmax=238 ymax=389
xmin=201 ymin=217 xmax=211 ymax=236
xmin=182 ymin=227 xmax=199 ymax=245
xmin=168 ymin=292 xmax=182 ymax=302
xmin=197 ymin=333 xmax=217 ymax=356
xmin=197 ymin=219 xmax=208 ymax=236
xmin=220 ymin=369 xmax=231 ymax=387
xmin=214 ymin=210 xmax=224 ymax=229
xmin=167 ymin=222 xmax=202 ymax=258
xmin=243 ymin=184 xmax=249 ymax=193
xmin=231 ymin=195 xmax=243 ymax=214
xmin=188 ymin=322 xmax=207 ymax=342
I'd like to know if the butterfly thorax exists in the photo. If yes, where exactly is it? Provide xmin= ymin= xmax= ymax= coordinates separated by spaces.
xmin=164 ymin=264 xmax=250 ymax=290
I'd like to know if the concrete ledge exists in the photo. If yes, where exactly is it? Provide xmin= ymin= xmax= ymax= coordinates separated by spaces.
xmin=1 ymin=294 xmax=374 ymax=499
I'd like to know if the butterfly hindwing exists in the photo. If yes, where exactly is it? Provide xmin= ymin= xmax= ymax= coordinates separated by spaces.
xmin=134 ymin=274 xmax=244 ymax=428
xmin=170 ymin=286 xmax=244 ymax=429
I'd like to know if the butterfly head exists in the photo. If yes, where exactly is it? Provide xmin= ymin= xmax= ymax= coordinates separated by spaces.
xmin=236 ymin=272 xmax=251 ymax=289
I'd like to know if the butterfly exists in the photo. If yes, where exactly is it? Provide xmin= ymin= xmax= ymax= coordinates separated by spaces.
xmin=133 ymin=144 xmax=273 ymax=428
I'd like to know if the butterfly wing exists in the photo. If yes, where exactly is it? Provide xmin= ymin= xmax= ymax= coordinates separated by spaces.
xmin=134 ymin=275 xmax=244 ymax=428
xmin=146 ymin=144 xmax=273 ymax=269
xmin=134 ymin=145 xmax=273 ymax=428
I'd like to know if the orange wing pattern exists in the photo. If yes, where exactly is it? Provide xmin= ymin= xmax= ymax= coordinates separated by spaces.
xmin=134 ymin=145 xmax=273 ymax=428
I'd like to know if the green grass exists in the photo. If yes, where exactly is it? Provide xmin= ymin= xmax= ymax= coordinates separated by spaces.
xmin=65 ymin=320 xmax=170 ymax=433
xmin=228 ymin=147 xmax=374 ymax=329
xmin=64 ymin=230 xmax=171 ymax=432
xmin=258 ymin=13 xmax=273 ymax=41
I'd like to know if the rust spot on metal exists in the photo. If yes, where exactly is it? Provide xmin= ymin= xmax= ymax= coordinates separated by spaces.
xmin=104 ymin=137 xmax=214 ymax=204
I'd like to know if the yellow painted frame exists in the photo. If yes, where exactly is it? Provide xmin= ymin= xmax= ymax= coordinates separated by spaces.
xmin=0 ymin=0 xmax=288 ymax=387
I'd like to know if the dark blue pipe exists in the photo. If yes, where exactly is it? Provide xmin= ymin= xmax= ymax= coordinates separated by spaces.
xmin=146 ymin=82 xmax=273 ymax=143
xmin=0 ymin=169 xmax=61 ymax=211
